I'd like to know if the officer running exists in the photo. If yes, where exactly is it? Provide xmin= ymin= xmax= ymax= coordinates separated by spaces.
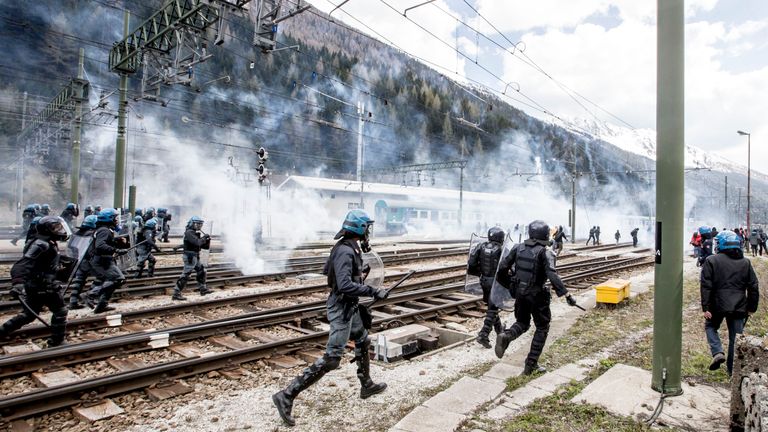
xmin=0 ymin=216 xmax=73 ymax=347
xmin=66 ymin=215 xmax=100 ymax=309
xmin=552 ymin=226 xmax=568 ymax=256
xmin=493 ymin=220 xmax=579 ymax=375
xmin=172 ymin=216 xmax=212 ymax=300
xmin=136 ymin=219 xmax=161 ymax=278
xmin=467 ymin=227 xmax=505 ymax=348
xmin=11 ymin=204 xmax=37 ymax=246
xmin=272 ymin=210 xmax=389 ymax=427
xmin=60 ymin=203 xmax=80 ymax=231
xmin=84 ymin=208 xmax=128 ymax=313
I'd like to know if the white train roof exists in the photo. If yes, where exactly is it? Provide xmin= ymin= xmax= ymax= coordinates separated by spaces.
xmin=276 ymin=175 xmax=523 ymax=205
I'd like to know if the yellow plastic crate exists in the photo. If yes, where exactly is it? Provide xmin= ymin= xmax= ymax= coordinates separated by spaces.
xmin=595 ymin=279 xmax=631 ymax=304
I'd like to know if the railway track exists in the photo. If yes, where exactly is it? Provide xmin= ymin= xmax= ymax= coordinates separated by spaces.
xmin=0 ymin=248 xmax=469 ymax=310
xmin=0 ymin=245 xmax=654 ymax=422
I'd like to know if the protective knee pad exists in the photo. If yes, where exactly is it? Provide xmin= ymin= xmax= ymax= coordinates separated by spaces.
xmin=513 ymin=322 xmax=530 ymax=335
xmin=322 ymin=354 xmax=342 ymax=371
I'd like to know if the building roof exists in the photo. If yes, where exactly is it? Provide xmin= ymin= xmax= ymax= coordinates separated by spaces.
xmin=276 ymin=175 xmax=523 ymax=205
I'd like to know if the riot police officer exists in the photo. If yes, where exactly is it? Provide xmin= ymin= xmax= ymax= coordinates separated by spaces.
xmin=0 ymin=216 xmax=72 ymax=347
xmin=493 ymin=220 xmax=579 ymax=375
xmin=467 ymin=227 xmax=505 ymax=348
xmin=143 ymin=207 xmax=156 ymax=223
xmin=11 ymin=204 xmax=37 ymax=246
xmin=272 ymin=210 xmax=389 ymax=427
xmin=157 ymin=208 xmax=171 ymax=243
xmin=83 ymin=205 xmax=95 ymax=218
xmin=60 ymin=202 xmax=80 ymax=230
xmin=136 ymin=219 xmax=160 ymax=278
xmin=84 ymin=209 xmax=128 ymax=313
xmin=172 ymin=216 xmax=212 ymax=300
xmin=66 ymin=215 xmax=100 ymax=309
xmin=40 ymin=204 xmax=51 ymax=216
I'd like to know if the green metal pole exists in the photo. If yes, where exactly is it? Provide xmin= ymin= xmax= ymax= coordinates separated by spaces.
xmin=114 ymin=11 xmax=129 ymax=209
xmin=571 ymin=175 xmax=576 ymax=243
xmin=651 ymin=0 xmax=684 ymax=396
xmin=128 ymin=185 xmax=136 ymax=215
xmin=71 ymin=48 xmax=84 ymax=205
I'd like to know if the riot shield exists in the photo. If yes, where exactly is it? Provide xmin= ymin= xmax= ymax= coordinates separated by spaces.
xmin=64 ymin=233 xmax=93 ymax=261
xmin=199 ymin=249 xmax=211 ymax=267
xmin=362 ymin=250 xmax=384 ymax=288
xmin=115 ymin=213 xmax=138 ymax=270
xmin=489 ymin=235 xmax=517 ymax=310
xmin=463 ymin=233 xmax=485 ymax=295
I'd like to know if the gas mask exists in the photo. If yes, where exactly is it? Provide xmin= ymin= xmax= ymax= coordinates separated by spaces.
xmin=361 ymin=224 xmax=373 ymax=253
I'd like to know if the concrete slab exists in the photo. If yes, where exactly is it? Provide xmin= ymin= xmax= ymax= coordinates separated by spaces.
xmin=8 ymin=419 xmax=34 ymax=432
xmin=503 ymin=384 xmax=550 ymax=409
xmin=423 ymin=376 xmax=505 ymax=414
xmin=572 ymin=363 xmax=729 ymax=431
xmin=32 ymin=368 xmax=79 ymax=388
xmin=550 ymin=363 xmax=588 ymax=381
xmin=389 ymin=405 xmax=466 ymax=432
xmin=485 ymin=403 xmax=520 ymax=420
xmin=169 ymin=343 xmax=206 ymax=357
xmin=2 ymin=343 xmax=41 ymax=355
xmin=72 ymin=399 xmax=124 ymax=422
xmin=527 ymin=370 xmax=575 ymax=393
xmin=482 ymin=362 xmax=524 ymax=382
xmin=266 ymin=355 xmax=305 ymax=369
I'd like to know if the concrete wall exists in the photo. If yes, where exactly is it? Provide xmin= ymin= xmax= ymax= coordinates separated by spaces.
xmin=731 ymin=335 xmax=768 ymax=431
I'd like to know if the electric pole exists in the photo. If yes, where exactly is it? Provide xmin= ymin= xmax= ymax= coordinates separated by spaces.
xmin=357 ymin=101 xmax=365 ymax=209
xmin=71 ymin=48 xmax=85 ymax=204
xmin=15 ymin=92 xmax=27 ymax=224
xmin=114 ymin=10 xmax=130 ymax=209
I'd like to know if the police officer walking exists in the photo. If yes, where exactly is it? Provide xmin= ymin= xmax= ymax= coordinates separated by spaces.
xmin=586 ymin=226 xmax=596 ymax=246
xmin=630 ymin=227 xmax=639 ymax=247
xmin=136 ymin=219 xmax=161 ymax=278
xmin=0 ymin=216 xmax=72 ymax=347
xmin=493 ymin=220 xmax=579 ymax=375
xmin=272 ymin=210 xmax=389 ymax=427
xmin=11 ymin=204 xmax=37 ymax=246
xmin=552 ymin=226 xmax=568 ymax=256
xmin=467 ymin=227 xmax=505 ymax=348
xmin=84 ymin=209 xmax=128 ymax=313
xmin=172 ymin=216 xmax=212 ymax=300
xmin=701 ymin=230 xmax=759 ymax=375
xmin=157 ymin=208 xmax=172 ymax=243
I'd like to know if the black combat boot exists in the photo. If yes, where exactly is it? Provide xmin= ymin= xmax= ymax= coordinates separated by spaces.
xmin=273 ymin=355 xmax=334 ymax=426
xmin=477 ymin=307 xmax=500 ymax=349
xmin=522 ymin=363 xmax=546 ymax=376
xmin=356 ymin=340 xmax=387 ymax=399
xmin=198 ymin=285 xmax=212 ymax=296
xmin=173 ymin=278 xmax=187 ymax=301
xmin=147 ymin=262 xmax=155 ymax=277
xmin=495 ymin=323 xmax=524 ymax=359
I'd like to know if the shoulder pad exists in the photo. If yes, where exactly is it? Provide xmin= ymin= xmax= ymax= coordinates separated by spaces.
xmin=23 ymin=239 xmax=51 ymax=259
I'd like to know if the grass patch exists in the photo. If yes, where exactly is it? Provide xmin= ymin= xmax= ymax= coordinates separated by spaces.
xmin=497 ymin=258 xmax=768 ymax=430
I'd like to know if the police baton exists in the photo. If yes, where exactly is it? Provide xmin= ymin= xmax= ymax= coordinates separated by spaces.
xmin=17 ymin=294 xmax=51 ymax=329
xmin=369 ymin=270 xmax=417 ymax=307
xmin=121 ymin=239 xmax=149 ymax=253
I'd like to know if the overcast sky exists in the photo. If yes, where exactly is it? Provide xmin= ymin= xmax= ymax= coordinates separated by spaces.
xmin=306 ymin=0 xmax=767 ymax=174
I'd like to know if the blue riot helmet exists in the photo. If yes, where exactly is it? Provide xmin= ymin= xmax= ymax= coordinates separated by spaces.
xmin=145 ymin=218 xmax=158 ymax=230
xmin=81 ymin=215 xmax=98 ymax=229
xmin=145 ymin=207 xmax=156 ymax=218
xmin=135 ymin=208 xmax=143 ymax=218
xmin=187 ymin=216 xmax=204 ymax=231
xmin=97 ymin=208 xmax=119 ymax=227
xmin=157 ymin=207 xmax=168 ymax=216
xmin=335 ymin=210 xmax=374 ymax=252
xmin=41 ymin=204 xmax=51 ymax=215
xmin=33 ymin=203 xmax=42 ymax=215
xmin=65 ymin=202 xmax=79 ymax=217
xmin=94 ymin=205 xmax=103 ymax=212
xmin=698 ymin=225 xmax=713 ymax=240
xmin=30 ymin=216 xmax=42 ymax=227
xmin=716 ymin=230 xmax=741 ymax=251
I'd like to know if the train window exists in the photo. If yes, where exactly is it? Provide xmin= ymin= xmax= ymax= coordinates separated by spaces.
xmin=419 ymin=210 xmax=428 ymax=219
xmin=408 ymin=210 xmax=418 ymax=218
xmin=330 ymin=194 xmax=336 ymax=199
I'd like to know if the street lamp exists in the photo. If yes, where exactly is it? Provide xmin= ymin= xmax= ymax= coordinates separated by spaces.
xmin=737 ymin=130 xmax=751 ymax=232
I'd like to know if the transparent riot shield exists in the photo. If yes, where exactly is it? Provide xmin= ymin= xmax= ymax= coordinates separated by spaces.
xmin=463 ymin=233 xmax=485 ymax=295
xmin=64 ymin=233 xmax=93 ymax=261
xmin=199 ymin=248 xmax=211 ymax=267
xmin=362 ymin=250 xmax=385 ymax=289
xmin=115 ymin=212 xmax=138 ymax=271
xmin=489 ymin=235 xmax=517 ymax=310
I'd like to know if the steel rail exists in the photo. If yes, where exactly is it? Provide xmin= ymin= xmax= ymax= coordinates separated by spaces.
xmin=0 ymin=249 xmax=468 ymax=309
xmin=2 ymin=265 xmax=466 ymax=341
xmin=0 ymin=295 xmax=480 ymax=421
